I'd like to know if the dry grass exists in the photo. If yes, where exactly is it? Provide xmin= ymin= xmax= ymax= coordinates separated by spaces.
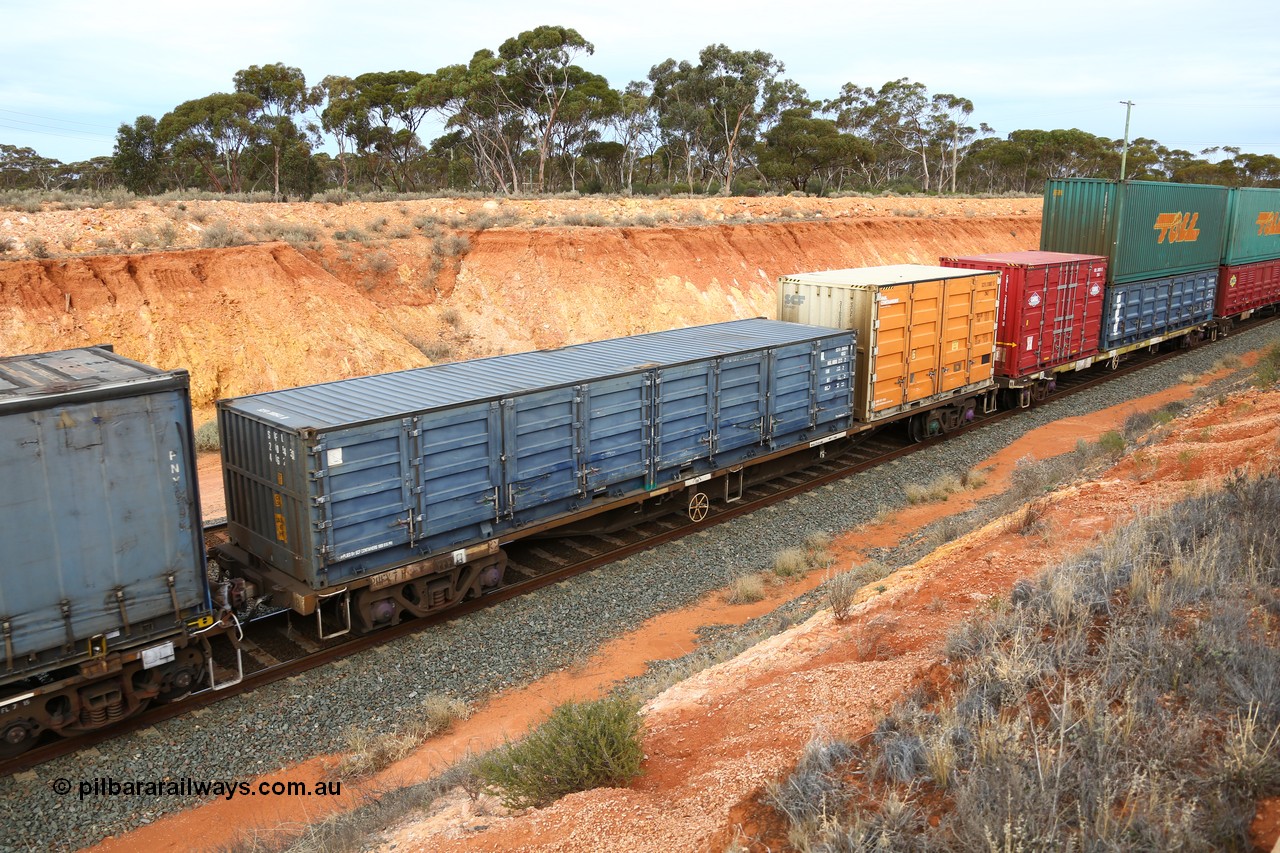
xmin=726 ymin=573 xmax=767 ymax=604
xmin=769 ymin=470 xmax=1280 ymax=850
xmin=904 ymin=472 xmax=963 ymax=504
xmin=335 ymin=695 xmax=468 ymax=779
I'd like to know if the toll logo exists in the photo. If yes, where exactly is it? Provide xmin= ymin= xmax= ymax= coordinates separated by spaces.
xmin=1258 ymin=212 xmax=1280 ymax=236
xmin=1153 ymin=212 xmax=1200 ymax=243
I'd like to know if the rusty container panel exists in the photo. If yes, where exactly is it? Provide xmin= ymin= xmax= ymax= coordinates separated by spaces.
xmin=940 ymin=250 xmax=1108 ymax=379
xmin=777 ymin=265 xmax=997 ymax=423
xmin=1217 ymin=259 xmax=1280 ymax=318
xmin=1223 ymin=187 xmax=1280 ymax=265
xmin=1041 ymin=179 xmax=1229 ymax=284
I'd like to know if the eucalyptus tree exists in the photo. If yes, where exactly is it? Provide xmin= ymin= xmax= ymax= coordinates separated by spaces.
xmin=691 ymin=44 xmax=786 ymax=192
xmin=158 ymin=92 xmax=262 ymax=192
xmin=930 ymin=94 xmax=977 ymax=193
xmin=607 ymin=81 xmax=657 ymax=193
xmin=349 ymin=70 xmax=430 ymax=191
xmin=497 ymin=25 xmax=600 ymax=192
xmin=648 ymin=45 xmax=786 ymax=193
xmin=756 ymin=108 xmax=872 ymax=193
xmin=548 ymin=68 xmax=620 ymax=191
xmin=0 ymin=144 xmax=64 ymax=190
xmin=314 ymin=75 xmax=366 ymax=190
xmin=416 ymin=55 xmax=527 ymax=193
xmin=113 ymin=115 xmax=164 ymax=194
xmin=233 ymin=63 xmax=317 ymax=199
xmin=647 ymin=58 xmax=711 ymax=189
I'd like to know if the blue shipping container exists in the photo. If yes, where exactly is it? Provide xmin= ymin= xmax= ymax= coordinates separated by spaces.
xmin=0 ymin=347 xmax=208 ymax=676
xmin=1098 ymin=269 xmax=1217 ymax=351
xmin=219 ymin=319 xmax=855 ymax=590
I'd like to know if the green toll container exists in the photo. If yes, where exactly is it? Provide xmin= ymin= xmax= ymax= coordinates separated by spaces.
xmin=1041 ymin=179 xmax=1229 ymax=284
xmin=1223 ymin=186 xmax=1280 ymax=265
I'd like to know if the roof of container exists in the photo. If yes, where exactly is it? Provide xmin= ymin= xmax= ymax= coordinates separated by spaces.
xmin=941 ymin=250 xmax=1108 ymax=267
xmin=0 ymin=346 xmax=180 ymax=406
xmin=220 ymin=318 xmax=850 ymax=431
xmin=778 ymin=264 xmax=990 ymax=287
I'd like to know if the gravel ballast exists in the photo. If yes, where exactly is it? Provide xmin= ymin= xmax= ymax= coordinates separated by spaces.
xmin=2 ymin=320 xmax=1278 ymax=851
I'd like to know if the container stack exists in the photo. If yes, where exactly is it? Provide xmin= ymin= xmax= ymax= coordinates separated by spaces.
xmin=1218 ymin=186 xmax=1280 ymax=320
xmin=1040 ymin=179 xmax=1227 ymax=352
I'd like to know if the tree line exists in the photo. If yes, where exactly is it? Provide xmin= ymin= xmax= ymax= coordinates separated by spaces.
xmin=4 ymin=26 xmax=1278 ymax=198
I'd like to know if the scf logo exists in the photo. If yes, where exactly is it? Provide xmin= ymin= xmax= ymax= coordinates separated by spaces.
xmin=1153 ymin=212 xmax=1200 ymax=243
xmin=1257 ymin=212 xmax=1280 ymax=236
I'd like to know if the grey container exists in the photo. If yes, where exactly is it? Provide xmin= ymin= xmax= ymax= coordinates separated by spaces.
xmin=1097 ymin=269 xmax=1218 ymax=351
xmin=0 ymin=347 xmax=209 ymax=680
xmin=1223 ymin=186 xmax=1280 ymax=265
xmin=218 ymin=319 xmax=855 ymax=590
xmin=1041 ymin=179 xmax=1229 ymax=284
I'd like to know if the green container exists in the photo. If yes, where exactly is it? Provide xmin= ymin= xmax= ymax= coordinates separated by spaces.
xmin=1041 ymin=179 xmax=1229 ymax=284
xmin=1223 ymin=187 xmax=1280 ymax=265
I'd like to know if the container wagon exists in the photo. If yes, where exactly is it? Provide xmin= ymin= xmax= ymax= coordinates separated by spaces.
xmin=939 ymin=251 xmax=1108 ymax=407
xmin=213 ymin=319 xmax=855 ymax=634
xmin=1217 ymin=186 xmax=1280 ymax=321
xmin=0 ymin=347 xmax=235 ymax=756
xmin=1041 ymin=178 xmax=1226 ymax=357
xmin=776 ymin=264 xmax=998 ymax=440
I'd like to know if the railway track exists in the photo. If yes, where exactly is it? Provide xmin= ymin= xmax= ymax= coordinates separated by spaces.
xmin=2 ymin=316 xmax=1271 ymax=777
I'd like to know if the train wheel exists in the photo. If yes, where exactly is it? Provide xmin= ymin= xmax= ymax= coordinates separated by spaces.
xmin=908 ymin=414 xmax=925 ymax=443
xmin=687 ymin=491 xmax=709 ymax=522
xmin=0 ymin=719 xmax=37 ymax=758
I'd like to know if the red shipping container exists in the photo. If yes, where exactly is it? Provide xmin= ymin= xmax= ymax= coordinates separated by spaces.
xmin=939 ymin=251 xmax=1107 ymax=383
xmin=1216 ymin=258 xmax=1280 ymax=319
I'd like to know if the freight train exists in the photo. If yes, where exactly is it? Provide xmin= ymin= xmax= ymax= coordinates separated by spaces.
xmin=2 ymin=178 xmax=1278 ymax=757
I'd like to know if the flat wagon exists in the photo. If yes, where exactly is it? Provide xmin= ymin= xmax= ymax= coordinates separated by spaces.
xmin=215 ymin=319 xmax=855 ymax=633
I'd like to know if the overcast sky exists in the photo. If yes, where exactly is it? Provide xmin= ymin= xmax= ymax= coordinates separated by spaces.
xmin=3 ymin=0 xmax=1277 ymax=166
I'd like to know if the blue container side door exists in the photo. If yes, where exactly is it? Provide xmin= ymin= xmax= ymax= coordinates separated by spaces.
xmin=815 ymin=337 xmax=854 ymax=427
xmin=418 ymin=401 xmax=502 ymax=537
xmin=1172 ymin=271 xmax=1216 ymax=326
xmin=316 ymin=421 xmax=416 ymax=566
xmin=714 ymin=351 xmax=767 ymax=454
xmin=767 ymin=343 xmax=817 ymax=439
xmin=654 ymin=362 xmax=714 ymax=471
xmin=502 ymin=388 xmax=581 ymax=512
xmin=1147 ymin=280 xmax=1170 ymax=333
xmin=582 ymin=374 xmax=650 ymax=491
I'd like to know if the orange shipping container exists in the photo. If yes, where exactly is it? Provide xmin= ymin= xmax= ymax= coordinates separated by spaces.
xmin=777 ymin=265 xmax=998 ymax=424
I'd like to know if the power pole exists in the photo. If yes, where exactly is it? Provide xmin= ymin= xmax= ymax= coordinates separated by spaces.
xmin=1119 ymin=100 xmax=1135 ymax=181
